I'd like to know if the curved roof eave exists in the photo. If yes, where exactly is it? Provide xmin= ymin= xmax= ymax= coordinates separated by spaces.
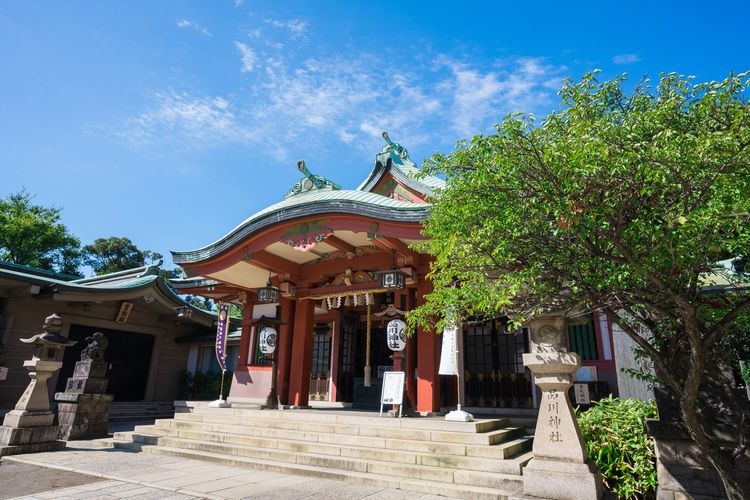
xmin=171 ymin=189 xmax=431 ymax=265
xmin=356 ymin=162 xmax=445 ymax=196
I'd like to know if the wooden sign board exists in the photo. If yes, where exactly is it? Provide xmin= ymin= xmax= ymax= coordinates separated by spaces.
xmin=379 ymin=371 xmax=405 ymax=417
xmin=574 ymin=383 xmax=591 ymax=405
xmin=115 ymin=302 xmax=133 ymax=324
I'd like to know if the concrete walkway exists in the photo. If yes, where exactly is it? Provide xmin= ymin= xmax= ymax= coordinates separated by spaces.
xmin=1 ymin=444 xmax=460 ymax=499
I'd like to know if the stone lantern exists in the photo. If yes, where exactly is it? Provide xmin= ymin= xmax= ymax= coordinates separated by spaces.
xmin=0 ymin=313 xmax=75 ymax=457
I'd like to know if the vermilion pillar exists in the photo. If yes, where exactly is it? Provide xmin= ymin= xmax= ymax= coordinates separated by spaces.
xmin=416 ymin=279 xmax=440 ymax=412
xmin=405 ymin=289 xmax=417 ymax=404
xmin=238 ymin=298 xmax=255 ymax=366
xmin=277 ymin=296 xmax=295 ymax=405
xmin=287 ymin=298 xmax=315 ymax=407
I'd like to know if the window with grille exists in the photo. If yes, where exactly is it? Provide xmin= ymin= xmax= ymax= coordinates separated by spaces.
xmin=568 ymin=314 xmax=598 ymax=360
xmin=311 ymin=322 xmax=332 ymax=376
xmin=497 ymin=327 xmax=528 ymax=374
xmin=465 ymin=322 xmax=494 ymax=373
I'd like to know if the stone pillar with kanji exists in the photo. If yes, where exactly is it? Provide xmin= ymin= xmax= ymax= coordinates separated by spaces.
xmin=0 ymin=314 xmax=75 ymax=457
xmin=520 ymin=315 xmax=603 ymax=500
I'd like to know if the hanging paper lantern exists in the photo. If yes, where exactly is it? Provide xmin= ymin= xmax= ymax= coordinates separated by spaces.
xmin=259 ymin=326 xmax=278 ymax=354
xmin=386 ymin=319 xmax=406 ymax=351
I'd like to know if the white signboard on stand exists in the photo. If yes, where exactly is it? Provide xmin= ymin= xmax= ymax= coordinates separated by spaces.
xmin=379 ymin=371 xmax=405 ymax=417
xmin=0 ymin=366 xmax=7 ymax=381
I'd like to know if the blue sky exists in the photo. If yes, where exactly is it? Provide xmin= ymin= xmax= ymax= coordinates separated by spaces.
xmin=1 ymin=1 xmax=748 ymax=273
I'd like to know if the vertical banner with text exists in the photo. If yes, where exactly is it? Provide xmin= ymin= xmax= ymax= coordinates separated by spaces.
xmin=215 ymin=303 xmax=230 ymax=372
xmin=438 ymin=324 xmax=459 ymax=376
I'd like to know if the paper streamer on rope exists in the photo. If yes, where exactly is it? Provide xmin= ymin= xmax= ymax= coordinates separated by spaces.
xmin=438 ymin=324 xmax=459 ymax=376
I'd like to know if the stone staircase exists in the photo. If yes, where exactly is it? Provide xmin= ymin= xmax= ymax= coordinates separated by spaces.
xmin=111 ymin=403 xmax=534 ymax=499
xmin=108 ymin=401 xmax=175 ymax=421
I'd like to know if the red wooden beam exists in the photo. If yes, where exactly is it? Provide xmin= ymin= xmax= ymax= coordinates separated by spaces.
xmin=246 ymin=249 xmax=301 ymax=277
xmin=324 ymin=234 xmax=356 ymax=256
xmin=370 ymin=235 xmax=419 ymax=263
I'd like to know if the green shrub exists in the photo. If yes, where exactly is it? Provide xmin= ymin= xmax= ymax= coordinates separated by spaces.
xmin=177 ymin=370 xmax=232 ymax=400
xmin=576 ymin=396 xmax=658 ymax=499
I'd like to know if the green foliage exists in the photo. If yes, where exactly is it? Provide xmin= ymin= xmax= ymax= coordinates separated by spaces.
xmin=410 ymin=71 xmax=750 ymax=497
xmin=577 ymin=397 xmax=658 ymax=499
xmin=0 ymin=190 xmax=82 ymax=274
xmin=177 ymin=370 xmax=232 ymax=400
xmin=183 ymin=296 xmax=243 ymax=318
xmin=82 ymin=236 xmax=162 ymax=275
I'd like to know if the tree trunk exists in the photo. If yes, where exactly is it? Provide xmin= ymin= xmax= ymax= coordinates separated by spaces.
xmin=679 ymin=397 xmax=748 ymax=499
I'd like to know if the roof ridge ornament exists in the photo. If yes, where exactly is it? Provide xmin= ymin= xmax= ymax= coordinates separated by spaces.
xmin=379 ymin=131 xmax=414 ymax=168
xmin=284 ymin=160 xmax=342 ymax=198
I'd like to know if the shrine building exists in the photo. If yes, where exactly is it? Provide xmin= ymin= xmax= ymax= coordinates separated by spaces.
xmin=172 ymin=133 xmax=620 ymax=413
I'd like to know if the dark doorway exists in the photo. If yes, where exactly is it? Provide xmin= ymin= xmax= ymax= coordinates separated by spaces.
xmin=56 ymin=324 xmax=154 ymax=401
xmin=336 ymin=312 xmax=357 ymax=402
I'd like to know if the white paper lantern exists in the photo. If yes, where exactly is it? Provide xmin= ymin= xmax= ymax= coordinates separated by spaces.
xmin=259 ymin=326 xmax=278 ymax=354
xmin=386 ymin=319 xmax=406 ymax=351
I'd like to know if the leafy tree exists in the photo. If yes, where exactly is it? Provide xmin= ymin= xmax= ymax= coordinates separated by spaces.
xmin=410 ymin=72 xmax=750 ymax=497
xmin=0 ymin=190 xmax=81 ymax=275
xmin=82 ymin=236 xmax=162 ymax=275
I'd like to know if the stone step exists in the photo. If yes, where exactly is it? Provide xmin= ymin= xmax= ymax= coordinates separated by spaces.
xmin=113 ymin=441 xmax=523 ymax=500
xmin=128 ymin=425 xmax=531 ymax=474
xmin=183 ymin=406 xmax=508 ymax=433
xmin=147 ymin=419 xmax=531 ymax=459
xmin=107 ymin=401 xmax=175 ymax=421
xmin=169 ymin=412 xmax=513 ymax=445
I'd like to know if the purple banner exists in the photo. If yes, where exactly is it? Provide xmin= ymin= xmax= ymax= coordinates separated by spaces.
xmin=215 ymin=303 xmax=229 ymax=372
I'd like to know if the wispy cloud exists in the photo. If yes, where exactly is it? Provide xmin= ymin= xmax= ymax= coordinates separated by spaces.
xmin=264 ymin=18 xmax=309 ymax=38
xmin=612 ymin=53 xmax=640 ymax=64
xmin=235 ymin=42 xmax=257 ymax=72
xmin=120 ymin=43 xmax=564 ymax=159
xmin=176 ymin=19 xmax=211 ymax=37
xmin=234 ymin=0 xmax=244 ymax=6
xmin=120 ymin=92 xmax=246 ymax=148
xmin=438 ymin=56 xmax=564 ymax=135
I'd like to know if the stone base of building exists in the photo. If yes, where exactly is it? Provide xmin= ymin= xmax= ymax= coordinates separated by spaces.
xmin=55 ymin=392 xmax=113 ymax=440
xmin=0 ymin=424 xmax=65 ymax=457
xmin=647 ymin=419 xmax=749 ymax=499
xmin=520 ymin=458 xmax=603 ymax=500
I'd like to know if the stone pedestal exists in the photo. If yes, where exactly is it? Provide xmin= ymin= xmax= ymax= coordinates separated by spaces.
xmin=0 ymin=359 xmax=66 ymax=456
xmin=55 ymin=359 xmax=113 ymax=440
xmin=521 ymin=349 xmax=603 ymax=500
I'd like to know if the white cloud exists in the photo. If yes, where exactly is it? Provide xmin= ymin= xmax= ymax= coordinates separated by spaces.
xmin=612 ymin=53 xmax=640 ymax=64
xmin=438 ymin=57 xmax=563 ymax=136
xmin=176 ymin=19 xmax=211 ymax=37
xmin=264 ymin=18 xmax=309 ymax=38
xmin=120 ymin=92 xmax=247 ymax=148
xmin=234 ymin=0 xmax=244 ymax=6
xmin=235 ymin=42 xmax=257 ymax=72
xmin=120 ymin=47 xmax=563 ymax=160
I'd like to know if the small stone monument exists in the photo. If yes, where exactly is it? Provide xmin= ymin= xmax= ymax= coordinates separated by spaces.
xmin=520 ymin=315 xmax=603 ymax=500
xmin=0 ymin=313 xmax=76 ymax=457
xmin=55 ymin=331 xmax=113 ymax=440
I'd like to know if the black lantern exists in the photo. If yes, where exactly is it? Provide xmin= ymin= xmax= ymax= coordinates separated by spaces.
xmin=256 ymin=272 xmax=280 ymax=303
xmin=379 ymin=249 xmax=407 ymax=289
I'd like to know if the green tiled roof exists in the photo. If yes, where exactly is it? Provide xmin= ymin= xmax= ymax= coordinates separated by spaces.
xmin=172 ymin=189 xmax=431 ymax=264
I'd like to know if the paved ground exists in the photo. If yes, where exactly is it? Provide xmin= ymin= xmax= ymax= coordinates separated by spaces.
xmin=0 ymin=428 xmax=459 ymax=500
